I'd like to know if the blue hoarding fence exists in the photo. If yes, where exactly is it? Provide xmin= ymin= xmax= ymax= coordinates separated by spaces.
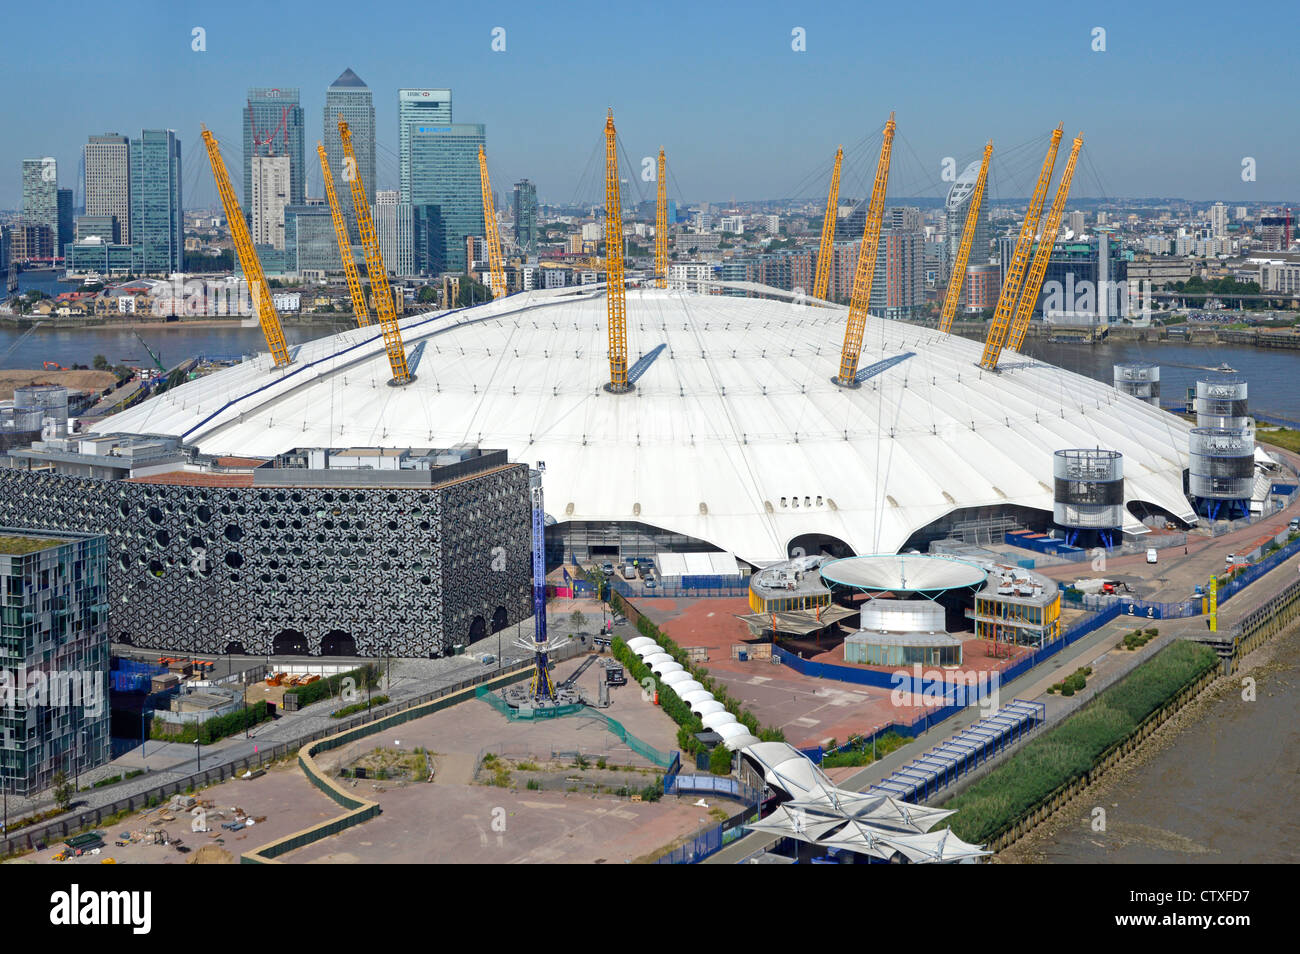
xmin=1219 ymin=534 xmax=1300 ymax=605
xmin=655 ymin=793 xmax=763 ymax=864
xmin=608 ymin=577 xmax=749 ymax=599
xmin=663 ymin=751 xmax=681 ymax=793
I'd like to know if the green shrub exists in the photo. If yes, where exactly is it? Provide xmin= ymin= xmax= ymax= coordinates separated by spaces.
xmin=332 ymin=694 xmax=390 ymax=719
xmin=709 ymin=744 xmax=733 ymax=776
xmin=150 ymin=701 xmax=271 ymax=744
xmin=942 ymin=641 xmax=1216 ymax=844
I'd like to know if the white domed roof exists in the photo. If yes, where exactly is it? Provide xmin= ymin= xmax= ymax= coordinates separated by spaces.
xmin=101 ymin=285 xmax=1195 ymax=562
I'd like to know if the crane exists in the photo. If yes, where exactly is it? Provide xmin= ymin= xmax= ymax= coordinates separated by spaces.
xmin=978 ymin=125 xmax=1063 ymax=371
xmin=317 ymin=142 xmax=370 ymax=327
xmin=338 ymin=117 xmax=411 ymax=385
xmin=133 ymin=331 xmax=165 ymax=372
xmin=1004 ymin=133 xmax=1084 ymax=357
xmin=812 ymin=145 xmax=843 ymax=302
xmin=654 ymin=148 xmax=668 ymax=289
xmin=938 ymin=141 xmax=993 ymax=334
xmin=477 ymin=145 xmax=507 ymax=298
xmin=603 ymin=109 xmax=630 ymax=393
xmin=199 ymin=126 xmax=291 ymax=368
xmin=835 ymin=114 xmax=895 ymax=387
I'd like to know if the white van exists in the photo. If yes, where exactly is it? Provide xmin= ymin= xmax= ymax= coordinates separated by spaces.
xmin=1146 ymin=548 xmax=1158 ymax=564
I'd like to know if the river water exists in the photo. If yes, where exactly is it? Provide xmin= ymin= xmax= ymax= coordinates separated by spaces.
xmin=1017 ymin=624 xmax=1300 ymax=864
xmin=4 ymin=270 xmax=351 ymax=369
xmin=1023 ymin=339 xmax=1300 ymax=423
xmin=7 ymin=271 xmax=1299 ymax=420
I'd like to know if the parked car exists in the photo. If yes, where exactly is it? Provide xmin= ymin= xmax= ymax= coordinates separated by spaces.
xmin=1289 ymin=518 xmax=1299 ymax=532
xmin=601 ymin=562 xmax=615 ymax=576
xmin=644 ymin=574 xmax=657 ymax=589
xmin=1146 ymin=548 xmax=1158 ymax=564
xmin=1225 ymin=553 xmax=1236 ymax=566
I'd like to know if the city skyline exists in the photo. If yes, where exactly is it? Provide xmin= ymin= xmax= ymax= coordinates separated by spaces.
xmin=4 ymin=0 xmax=1299 ymax=210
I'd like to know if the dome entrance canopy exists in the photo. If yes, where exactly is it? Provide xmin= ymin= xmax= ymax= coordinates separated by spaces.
xmin=821 ymin=554 xmax=986 ymax=593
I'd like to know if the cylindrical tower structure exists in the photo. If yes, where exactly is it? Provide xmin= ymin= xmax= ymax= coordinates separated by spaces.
xmin=1053 ymin=449 xmax=1125 ymax=546
xmin=13 ymin=384 xmax=69 ymax=423
xmin=1112 ymin=362 xmax=1160 ymax=406
xmin=1189 ymin=427 xmax=1254 ymax=519
xmin=1195 ymin=373 xmax=1248 ymax=431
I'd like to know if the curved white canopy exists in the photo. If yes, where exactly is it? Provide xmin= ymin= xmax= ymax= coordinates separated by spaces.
xmin=626 ymin=636 xmax=657 ymax=651
xmin=641 ymin=652 xmax=672 ymax=667
xmin=102 ymin=286 xmax=1197 ymax=563
xmin=701 ymin=711 xmax=739 ymax=731
xmin=680 ymin=689 xmax=715 ymax=706
xmin=715 ymin=722 xmax=753 ymax=741
xmin=671 ymin=680 xmax=704 ymax=697
xmin=693 ymin=699 xmax=726 ymax=716
xmin=721 ymin=732 xmax=762 ymax=751
xmin=660 ymin=669 xmax=692 ymax=685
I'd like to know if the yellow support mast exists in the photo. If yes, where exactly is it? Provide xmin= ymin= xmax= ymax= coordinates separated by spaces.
xmin=654 ymin=148 xmax=668 ymax=289
xmin=200 ymin=126 xmax=291 ymax=368
xmin=338 ymin=117 xmax=411 ymax=385
xmin=604 ymin=109 xmax=630 ymax=393
xmin=317 ymin=142 xmax=370 ymax=327
xmin=938 ymin=140 xmax=993 ymax=334
xmin=978 ymin=125 xmax=1063 ymax=371
xmin=835 ymin=114 xmax=895 ymax=387
xmin=812 ymin=145 xmax=843 ymax=302
xmin=477 ymin=145 xmax=507 ymax=298
xmin=1005 ymin=133 xmax=1084 ymax=356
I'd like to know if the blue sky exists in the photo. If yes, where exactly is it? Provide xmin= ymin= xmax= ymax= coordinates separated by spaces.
xmin=6 ymin=0 xmax=1298 ymax=209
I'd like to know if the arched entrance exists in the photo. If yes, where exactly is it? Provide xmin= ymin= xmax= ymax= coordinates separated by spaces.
xmin=491 ymin=606 xmax=509 ymax=633
xmin=468 ymin=615 xmax=487 ymax=644
xmin=224 ymin=640 xmax=246 ymax=655
xmin=320 ymin=630 xmax=357 ymax=657
xmin=272 ymin=629 xmax=309 ymax=655
xmin=786 ymin=533 xmax=855 ymax=560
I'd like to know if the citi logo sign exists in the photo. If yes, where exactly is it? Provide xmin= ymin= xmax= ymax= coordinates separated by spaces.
xmin=49 ymin=885 xmax=151 ymax=934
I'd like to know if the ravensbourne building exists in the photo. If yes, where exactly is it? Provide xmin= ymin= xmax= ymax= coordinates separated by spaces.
xmin=0 ymin=439 xmax=531 ymax=657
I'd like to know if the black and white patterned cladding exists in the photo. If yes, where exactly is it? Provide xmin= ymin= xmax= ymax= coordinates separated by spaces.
xmin=0 ymin=465 xmax=533 ymax=657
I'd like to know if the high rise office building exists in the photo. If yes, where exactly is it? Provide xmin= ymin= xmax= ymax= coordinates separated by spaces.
xmin=243 ymin=88 xmax=306 ymax=220
xmin=85 ymin=134 xmax=131 ymax=243
xmin=323 ymin=69 xmax=375 ymax=242
xmin=944 ymin=161 xmax=990 ymax=270
xmin=398 ymin=88 xmax=452 ymax=204
xmin=1068 ymin=210 xmax=1086 ymax=236
xmin=374 ymin=190 xmax=415 ymax=277
xmin=21 ymin=158 xmax=58 ymax=240
xmin=57 ymin=188 xmax=74 ymax=258
xmin=130 ymin=129 xmax=183 ymax=274
xmin=285 ymin=204 xmax=336 ymax=276
xmin=513 ymin=179 xmax=538 ymax=255
xmin=251 ymin=155 xmax=291 ymax=250
xmin=408 ymin=123 xmax=486 ymax=274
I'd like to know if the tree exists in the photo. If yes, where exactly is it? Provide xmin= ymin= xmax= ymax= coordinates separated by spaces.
xmin=569 ymin=610 xmax=588 ymax=634
xmin=709 ymin=744 xmax=733 ymax=776
xmin=92 ymin=354 xmax=109 ymax=371
xmin=52 ymin=770 xmax=72 ymax=811
xmin=416 ymin=284 xmax=438 ymax=304
xmin=456 ymin=274 xmax=493 ymax=308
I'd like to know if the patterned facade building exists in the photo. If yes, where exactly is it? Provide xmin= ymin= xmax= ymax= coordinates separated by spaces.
xmin=0 ymin=446 xmax=531 ymax=658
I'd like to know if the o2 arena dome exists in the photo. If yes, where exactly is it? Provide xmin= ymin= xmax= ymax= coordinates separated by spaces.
xmin=99 ymin=285 xmax=1197 ymax=564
